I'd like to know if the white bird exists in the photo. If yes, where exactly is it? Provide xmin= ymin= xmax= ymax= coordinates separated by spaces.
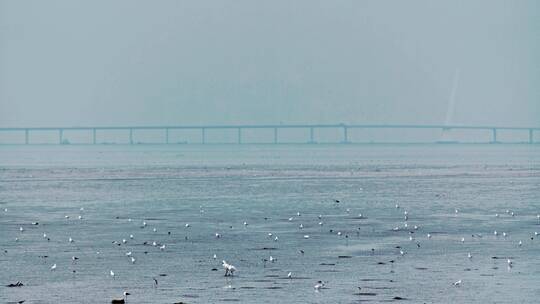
xmin=126 ymin=251 xmax=132 ymax=256
xmin=129 ymin=234 xmax=134 ymax=239
xmin=314 ymin=281 xmax=324 ymax=291
xmin=269 ymin=256 xmax=276 ymax=263
xmin=468 ymin=252 xmax=472 ymax=259
xmin=304 ymin=235 xmax=310 ymax=239
xmin=69 ymin=237 xmax=74 ymax=243
xmin=453 ymin=280 xmax=462 ymax=286
xmin=319 ymin=222 xmax=323 ymax=226
xmin=297 ymin=212 xmax=301 ymax=216
xmin=358 ymin=213 xmax=363 ymax=218
xmin=153 ymin=228 xmax=157 ymax=232
xmin=243 ymin=222 xmax=248 ymax=226
xmin=160 ymin=244 xmax=166 ymax=250
xmin=215 ymin=233 xmax=221 ymax=238
xmin=65 ymin=215 xmax=70 ymax=219
xmin=110 ymin=270 xmax=115 ymax=278
xmin=299 ymin=224 xmax=304 ymax=229
xmin=43 ymin=233 xmax=47 ymax=238
xmin=288 ymin=217 xmax=293 ymax=221
xmin=518 ymin=240 xmax=522 ymax=247
xmin=287 ymin=272 xmax=292 ymax=278
xmin=80 ymin=207 xmax=84 ymax=211
xmin=461 ymin=237 xmax=465 ymax=243
xmin=409 ymin=236 xmax=414 ymax=241
xmin=142 ymin=221 xmax=147 ymax=227
xmin=337 ymin=232 xmax=342 ymax=236
xmin=400 ymin=250 xmax=405 ymax=256
xmin=502 ymin=232 xmax=507 ymax=237
xmin=395 ymin=204 xmax=400 ymax=209
xmin=427 ymin=233 xmax=432 ymax=238
xmin=222 ymin=260 xmax=236 ymax=276
xmin=268 ymin=233 xmax=273 ymax=237
xmin=78 ymin=215 xmax=83 ymax=220
xmin=414 ymin=225 xmax=418 ymax=230
xmin=185 ymin=223 xmax=190 ymax=228
xmin=128 ymin=218 xmax=132 ymax=222
xmin=455 ymin=209 xmax=459 ymax=214
xmin=507 ymin=259 xmax=513 ymax=267
xmin=122 ymin=239 xmax=127 ymax=244
xmin=19 ymin=227 xmax=24 ymax=232
xmin=51 ymin=263 xmax=57 ymax=271
xmin=494 ymin=230 xmax=498 ymax=236
xmin=131 ymin=257 xmax=136 ymax=264
xmin=152 ymin=241 xmax=157 ymax=246
xmin=535 ymin=232 xmax=538 ymax=236
xmin=213 ymin=254 xmax=217 ymax=260
xmin=495 ymin=213 xmax=499 ymax=217
xmin=274 ymin=236 xmax=279 ymax=242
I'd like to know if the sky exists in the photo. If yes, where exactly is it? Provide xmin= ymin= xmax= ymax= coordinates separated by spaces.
xmin=1 ymin=0 xmax=539 ymax=128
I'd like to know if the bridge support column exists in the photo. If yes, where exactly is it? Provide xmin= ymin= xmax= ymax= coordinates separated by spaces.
xmin=273 ymin=128 xmax=278 ymax=144
xmin=309 ymin=127 xmax=315 ymax=143
xmin=237 ymin=128 xmax=242 ymax=144
xmin=491 ymin=128 xmax=497 ymax=143
xmin=59 ymin=129 xmax=63 ymax=144
xmin=25 ymin=129 xmax=29 ymax=144
xmin=529 ymin=129 xmax=534 ymax=144
xmin=342 ymin=126 xmax=349 ymax=143
xmin=92 ymin=129 xmax=96 ymax=144
xmin=165 ymin=128 xmax=169 ymax=144
xmin=129 ymin=129 xmax=133 ymax=144
xmin=201 ymin=128 xmax=206 ymax=144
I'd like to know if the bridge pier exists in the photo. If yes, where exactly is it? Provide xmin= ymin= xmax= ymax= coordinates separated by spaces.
xmin=342 ymin=126 xmax=350 ymax=143
xmin=165 ymin=128 xmax=169 ymax=144
xmin=237 ymin=128 xmax=242 ymax=144
xmin=25 ymin=129 xmax=29 ymax=144
xmin=273 ymin=128 xmax=278 ymax=144
xmin=308 ymin=127 xmax=315 ymax=143
xmin=529 ymin=129 xmax=534 ymax=144
xmin=491 ymin=128 xmax=497 ymax=143
xmin=59 ymin=129 xmax=63 ymax=144
xmin=201 ymin=128 xmax=206 ymax=144
xmin=92 ymin=128 xmax=97 ymax=144
xmin=129 ymin=128 xmax=133 ymax=144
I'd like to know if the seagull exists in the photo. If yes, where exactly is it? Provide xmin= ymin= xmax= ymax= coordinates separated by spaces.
xmin=518 ymin=240 xmax=523 ymax=247
xmin=494 ymin=230 xmax=498 ymax=236
xmin=159 ymin=244 xmax=166 ymax=251
xmin=274 ymin=236 xmax=279 ymax=242
xmin=43 ymin=233 xmax=47 ymax=238
xmin=51 ymin=263 xmax=57 ymax=271
xmin=222 ymin=260 xmax=236 ymax=276
xmin=126 ymin=251 xmax=132 ymax=256
xmin=142 ymin=221 xmax=147 ymax=228
xmin=69 ymin=237 xmax=74 ymax=243
xmin=468 ymin=252 xmax=472 ymax=259
xmin=110 ymin=270 xmax=115 ymax=279
xmin=243 ymin=222 xmax=248 ymax=226
xmin=287 ymin=272 xmax=292 ymax=279
xmin=153 ymin=228 xmax=157 ymax=233
xmin=303 ymin=235 xmax=310 ymax=239
xmin=314 ymin=281 xmax=324 ymax=291
xmin=111 ymin=291 xmax=130 ymax=304
xmin=130 ymin=257 xmax=136 ymax=264
xmin=269 ymin=256 xmax=276 ymax=263
xmin=400 ymin=250 xmax=405 ymax=256
xmin=72 ymin=256 xmax=79 ymax=263
xmin=78 ymin=215 xmax=83 ymax=220
xmin=19 ymin=227 xmax=24 ymax=232
xmin=461 ymin=237 xmax=465 ymax=243
xmin=215 ymin=233 xmax=221 ymax=238
xmin=453 ymin=280 xmax=462 ymax=286
xmin=122 ymin=239 xmax=127 ymax=244
xmin=503 ymin=232 xmax=507 ymax=238
xmin=427 ymin=233 xmax=432 ymax=239
xmin=507 ymin=259 xmax=513 ymax=267
xmin=213 ymin=254 xmax=217 ymax=260
xmin=129 ymin=234 xmax=134 ymax=239
xmin=185 ymin=223 xmax=190 ymax=228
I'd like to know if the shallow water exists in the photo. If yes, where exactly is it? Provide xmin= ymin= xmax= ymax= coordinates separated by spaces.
xmin=1 ymin=144 xmax=539 ymax=303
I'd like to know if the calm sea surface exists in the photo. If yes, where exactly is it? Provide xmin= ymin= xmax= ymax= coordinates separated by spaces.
xmin=1 ymin=144 xmax=539 ymax=303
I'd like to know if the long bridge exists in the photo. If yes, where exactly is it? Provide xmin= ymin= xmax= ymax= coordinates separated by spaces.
xmin=0 ymin=124 xmax=538 ymax=145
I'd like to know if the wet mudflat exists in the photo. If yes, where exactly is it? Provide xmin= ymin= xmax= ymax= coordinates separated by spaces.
xmin=1 ymin=144 xmax=539 ymax=303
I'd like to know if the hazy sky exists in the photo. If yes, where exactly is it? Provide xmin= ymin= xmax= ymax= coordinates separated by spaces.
xmin=1 ymin=0 xmax=538 ymax=127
